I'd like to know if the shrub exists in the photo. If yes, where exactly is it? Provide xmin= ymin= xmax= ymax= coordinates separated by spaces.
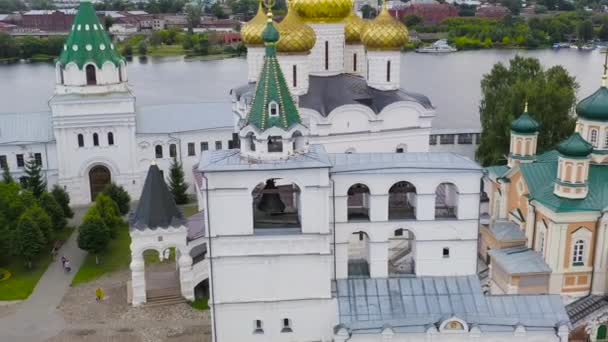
xmin=51 ymin=185 xmax=74 ymax=218
xmin=102 ymin=183 xmax=131 ymax=216
xmin=40 ymin=192 xmax=67 ymax=231
xmin=24 ymin=205 xmax=52 ymax=244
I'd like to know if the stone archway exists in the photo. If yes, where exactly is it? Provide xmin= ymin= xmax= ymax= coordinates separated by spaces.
xmin=89 ymin=165 xmax=111 ymax=201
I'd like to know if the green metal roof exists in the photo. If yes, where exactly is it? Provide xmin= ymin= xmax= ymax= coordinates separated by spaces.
xmin=557 ymin=133 xmax=593 ymax=158
xmin=516 ymin=150 xmax=608 ymax=213
xmin=511 ymin=112 xmax=539 ymax=134
xmin=486 ymin=165 xmax=509 ymax=179
xmin=576 ymin=84 xmax=608 ymax=122
xmin=245 ymin=20 xmax=301 ymax=131
xmin=57 ymin=0 xmax=123 ymax=69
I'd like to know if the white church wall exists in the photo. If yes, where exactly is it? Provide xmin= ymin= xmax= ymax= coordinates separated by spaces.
xmin=345 ymin=331 xmax=564 ymax=341
xmin=308 ymin=23 xmax=345 ymax=75
xmin=0 ymin=142 xmax=58 ymax=190
xmin=213 ymin=298 xmax=336 ymax=342
xmin=344 ymin=44 xmax=365 ymax=77
xmin=246 ymin=46 xmax=265 ymax=83
xmin=277 ymin=53 xmax=310 ymax=96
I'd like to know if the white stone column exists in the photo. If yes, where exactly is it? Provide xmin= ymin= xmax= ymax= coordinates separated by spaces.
xmin=369 ymin=241 xmax=389 ymax=278
xmin=366 ymin=50 xmax=400 ymax=91
xmin=335 ymin=242 xmax=349 ymax=279
xmin=344 ymin=44 xmax=365 ymax=77
xmin=415 ymin=193 xmax=435 ymax=221
xmin=130 ymin=253 xmax=146 ymax=306
xmin=247 ymin=46 xmax=265 ymax=83
xmin=308 ymin=23 xmax=345 ymax=75
xmin=179 ymin=253 xmax=195 ymax=301
xmin=592 ymin=221 xmax=608 ymax=294
xmin=370 ymin=194 xmax=388 ymax=222
xmin=334 ymin=195 xmax=348 ymax=223
xmin=277 ymin=53 xmax=310 ymax=96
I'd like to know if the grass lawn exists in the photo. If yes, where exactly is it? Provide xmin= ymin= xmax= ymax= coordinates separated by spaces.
xmin=71 ymin=224 xmax=131 ymax=286
xmin=180 ymin=204 xmax=199 ymax=218
xmin=0 ymin=227 xmax=74 ymax=300
xmin=190 ymin=297 xmax=209 ymax=310
xmin=147 ymin=44 xmax=186 ymax=57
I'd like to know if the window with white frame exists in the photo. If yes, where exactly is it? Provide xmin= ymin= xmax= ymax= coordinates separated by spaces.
xmin=281 ymin=318 xmax=292 ymax=333
xmin=590 ymin=129 xmax=599 ymax=147
xmin=253 ymin=319 xmax=263 ymax=334
xmin=572 ymin=239 xmax=585 ymax=266
xmin=268 ymin=101 xmax=279 ymax=117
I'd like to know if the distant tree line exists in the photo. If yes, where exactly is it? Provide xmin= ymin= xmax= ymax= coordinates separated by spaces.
xmin=0 ymin=32 xmax=64 ymax=60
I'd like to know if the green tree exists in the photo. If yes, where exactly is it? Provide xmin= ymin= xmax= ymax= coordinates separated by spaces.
xmin=93 ymin=193 xmax=122 ymax=237
xmin=360 ymin=4 xmax=376 ymax=19
xmin=121 ymin=43 xmax=133 ymax=57
xmin=0 ymin=0 xmax=26 ymax=13
xmin=186 ymin=0 xmax=202 ymax=33
xmin=402 ymin=14 xmax=423 ymax=27
xmin=578 ymin=19 xmax=594 ymax=42
xmin=23 ymin=155 xmax=46 ymax=198
xmin=168 ymin=158 xmax=189 ymax=205
xmin=40 ymin=192 xmax=66 ymax=231
xmin=102 ymin=183 xmax=131 ymax=216
xmin=476 ymin=56 xmax=578 ymax=166
xmin=77 ymin=217 xmax=110 ymax=264
xmin=14 ymin=214 xmax=45 ymax=269
xmin=51 ymin=184 xmax=74 ymax=219
xmin=137 ymin=40 xmax=148 ymax=55
xmin=0 ymin=211 xmax=11 ymax=261
xmin=599 ymin=23 xmax=608 ymax=41
xmin=24 ymin=205 xmax=52 ymax=244
xmin=2 ymin=164 xmax=13 ymax=184
xmin=0 ymin=32 xmax=19 ymax=59
xmin=211 ymin=2 xmax=228 ymax=19
xmin=150 ymin=31 xmax=163 ymax=47
xmin=29 ymin=0 xmax=55 ymax=9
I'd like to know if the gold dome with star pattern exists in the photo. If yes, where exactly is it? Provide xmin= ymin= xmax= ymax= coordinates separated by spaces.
xmin=241 ymin=1 xmax=276 ymax=46
xmin=361 ymin=3 xmax=408 ymax=50
xmin=277 ymin=1 xmax=316 ymax=53
xmin=344 ymin=9 xmax=366 ymax=44
xmin=292 ymin=0 xmax=352 ymax=23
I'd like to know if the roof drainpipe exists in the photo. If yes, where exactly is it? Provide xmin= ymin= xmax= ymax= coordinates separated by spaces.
xmin=330 ymin=176 xmax=337 ymax=294
xmin=201 ymin=173 xmax=218 ymax=342
xmin=530 ymin=200 xmax=537 ymax=251
xmin=590 ymin=209 xmax=607 ymax=296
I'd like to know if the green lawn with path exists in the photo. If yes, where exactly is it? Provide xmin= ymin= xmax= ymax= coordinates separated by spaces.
xmin=0 ymin=227 xmax=74 ymax=300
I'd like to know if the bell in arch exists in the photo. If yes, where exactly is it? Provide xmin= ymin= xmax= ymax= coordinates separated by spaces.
xmin=257 ymin=179 xmax=286 ymax=214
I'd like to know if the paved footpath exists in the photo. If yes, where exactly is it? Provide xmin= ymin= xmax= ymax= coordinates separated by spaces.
xmin=0 ymin=207 xmax=88 ymax=342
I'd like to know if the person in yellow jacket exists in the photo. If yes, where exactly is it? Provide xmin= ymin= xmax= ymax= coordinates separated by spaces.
xmin=95 ymin=287 xmax=104 ymax=302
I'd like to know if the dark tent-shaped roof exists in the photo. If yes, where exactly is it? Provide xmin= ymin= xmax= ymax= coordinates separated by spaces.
xmin=130 ymin=163 xmax=185 ymax=230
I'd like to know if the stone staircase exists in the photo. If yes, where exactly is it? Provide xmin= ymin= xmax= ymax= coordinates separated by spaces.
xmin=145 ymin=287 xmax=186 ymax=307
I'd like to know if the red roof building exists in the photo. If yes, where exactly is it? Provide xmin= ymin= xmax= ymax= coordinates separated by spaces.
xmin=475 ymin=5 xmax=510 ymax=19
xmin=390 ymin=4 xmax=458 ymax=25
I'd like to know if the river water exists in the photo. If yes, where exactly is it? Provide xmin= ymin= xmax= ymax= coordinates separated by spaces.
xmin=0 ymin=48 xmax=605 ymax=129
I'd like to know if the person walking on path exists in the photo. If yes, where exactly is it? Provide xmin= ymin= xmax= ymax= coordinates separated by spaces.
xmin=95 ymin=288 xmax=104 ymax=302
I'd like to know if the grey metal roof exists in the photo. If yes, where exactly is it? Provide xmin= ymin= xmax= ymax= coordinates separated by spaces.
xmin=186 ymin=210 xmax=205 ymax=240
xmin=197 ymin=144 xmax=333 ymax=172
xmin=337 ymin=276 xmax=569 ymax=333
xmin=488 ymin=220 xmax=526 ymax=242
xmin=232 ymin=74 xmax=434 ymax=117
xmin=136 ymin=102 xmax=233 ymax=134
xmin=0 ymin=112 xmax=53 ymax=145
xmin=130 ymin=164 xmax=186 ymax=230
xmin=488 ymin=247 xmax=552 ymax=274
xmin=329 ymin=152 xmax=482 ymax=174
xmin=566 ymin=295 xmax=608 ymax=325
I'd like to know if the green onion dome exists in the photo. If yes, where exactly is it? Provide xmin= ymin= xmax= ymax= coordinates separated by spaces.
xmin=511 ymin=112 xmax=539 ymax=134
xmin=576 ymin=81 xmax=608 ymax=122
xmin=262 ymin=14 xmax=280 ymax=44
xmin=57 ymin=0 xmax=123 ymax=69
xmin=557 ymin=133 xmax=593 ymax=157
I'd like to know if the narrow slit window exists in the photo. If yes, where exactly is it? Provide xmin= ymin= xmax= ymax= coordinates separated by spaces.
xmin=93 ymin=133 xmax=99 ymax=146
xmin=292 ymin=65 xmax=297 ymax=88
xmin=353 ymin=53 xmax=357 ymax=72
xmin=324 ymin=41 xmax=329 ymax=70
xmin=78 ymin=134 xmax=84 ymax=147
xmin=107 ymin=132 xmax=114 ymax=146
xmin=387 ymin=60 xmax=391 ymax=82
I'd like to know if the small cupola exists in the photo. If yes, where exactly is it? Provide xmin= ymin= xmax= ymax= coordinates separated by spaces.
xmin=239 ymin=9 xmax=309 ymax=160
xmin=554 ymin=133 xmax=593 ymax=199
xmin=55 ymin=0 xmax=127 ymax=95
xmin=361 ymin=3 xmax=408 ymax=90
xmin=508 ymin=102 xmax=540 ymax=168
xmin=575 ymin=74 xmax=608 ymax=163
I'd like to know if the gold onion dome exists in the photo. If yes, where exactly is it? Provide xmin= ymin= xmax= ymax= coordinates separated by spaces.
xmin=277 ymin=1 xmax=316 ymax=53
xmin=361 ymin=3 xmax=408 ymax=50
xmin=344 ymin=9 xmax=366 ymax=44
xmin=292 ymin=0 xmax=351 ymax=23
xmin=241 ymin=1 xmax=275 ymax=46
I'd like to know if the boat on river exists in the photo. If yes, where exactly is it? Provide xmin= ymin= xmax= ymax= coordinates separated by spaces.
xmin=416 ymin=39 xmax=457 ymax=53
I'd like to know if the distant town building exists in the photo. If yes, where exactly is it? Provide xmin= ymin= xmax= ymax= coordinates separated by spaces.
xmin=21 ymin=9 xmax=77 ymax=32
xmin=390 ymin=3 xmax=459 ymax=25
xmin=475 ymin=4 xmax=510 ymax=19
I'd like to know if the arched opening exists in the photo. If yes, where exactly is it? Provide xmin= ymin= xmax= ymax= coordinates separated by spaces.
xmin=347 ymin=183 xmax=370 ymax=221
xmin=252 ymin=178 xmax=301 ymax=233
xmin=386 ymin=60 xmax=391 ymax=82
xmin=89 ymin=165 xmax=111 ymax=201
xmin=77 ymin=133 xmax=84 ymax=147
xmin=348 ymin=231 xmax=370 ymax=277
xmin=93 ymin=133 xmax=99 ymax=146
xmin=143 ymin=247 xmax=181 ymax=302
xmin=345 ymin=147 xmax=356 ymax=154
xmin=155 ymin=145 xmax=163 ymax=159
xmin=388 ymin=182 xmax=417 ymax=220
xmin=395 ymin=144 xmax=407 ymax=153
xmin=269 ymin=101 xmax=279 ymax=117
xmin=598 ymin=325 xmax=607 ymax=340
xmin=118 ymin=64 xmax=123 ymax=82
xmin=169 ymin=144 xmax=177 ymax=158
xmin=246 ymin=132 xmax=256 ymax=152
xmin=435 ymin=182 xmax=458 ymax=219
xmin=324 ymin=41 xmax=329 ymax=70
xmin=267 ymin=136 xmax=283 ymax=153
xmin=107 ymin=132 xmax=114 ymax=146
xmin=353 ymin=53 xmax=357 ymax=72
xmin=389 ymin=228 xmax=415 ymax=276
xmin=85 ymin=64 xmax=97 ymax=85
